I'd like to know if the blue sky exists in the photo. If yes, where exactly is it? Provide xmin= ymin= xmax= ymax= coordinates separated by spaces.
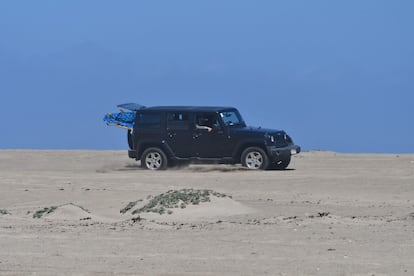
xmin=1 ymin=1 xmax=413 ymax=153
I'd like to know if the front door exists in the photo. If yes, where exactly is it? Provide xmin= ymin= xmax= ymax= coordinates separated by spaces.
xmin=192 ymin=113 xmax=233 ymax=158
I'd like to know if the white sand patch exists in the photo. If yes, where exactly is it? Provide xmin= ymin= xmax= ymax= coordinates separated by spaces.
xmin=2 ymin=151 xmax=414 ymax=275
xmin=39 ymin=203 xmax=114 ymax=222
xmin=43 ymin=204 xmax=90 ymax=220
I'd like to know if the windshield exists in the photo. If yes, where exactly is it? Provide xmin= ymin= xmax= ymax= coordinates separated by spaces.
xmin=219 ymin=110 xmax=245 ymax=127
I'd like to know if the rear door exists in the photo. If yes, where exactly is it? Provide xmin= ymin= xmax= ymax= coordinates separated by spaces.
xmin=134 ymin=111 xmax=165 ymax=144
xmin=165 ymin=111 xmax=193 ymax=157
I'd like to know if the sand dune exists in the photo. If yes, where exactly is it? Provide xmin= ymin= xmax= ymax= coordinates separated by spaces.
xmin=1 ymin=150 xmax=413 ymax=275
xmin=126 ymin=193 xmax=254 ymax=222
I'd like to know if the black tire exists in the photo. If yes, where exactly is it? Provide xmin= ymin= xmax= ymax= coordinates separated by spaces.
xmin=241 ymin=147 xmax=269 ymax=170
xmin=269 ymin=156 xmax=291 ymax=170
xmin=141 ymin=147 xmax=168 ymax=170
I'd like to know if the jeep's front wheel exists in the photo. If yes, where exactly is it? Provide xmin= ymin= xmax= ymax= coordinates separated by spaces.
xmin=269 ymin=156 xmax=291 ymax=170
xmin=241 ymin=147 xmax=269 ymax=170
xmin=141 ymin=148 xmax=168 ymax=170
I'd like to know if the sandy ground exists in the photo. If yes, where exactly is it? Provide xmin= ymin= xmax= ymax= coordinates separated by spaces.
xmin=0 ymin=150 xmax=413 ymax=275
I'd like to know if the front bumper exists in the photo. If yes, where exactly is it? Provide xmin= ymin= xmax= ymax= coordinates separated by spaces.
xmin=266 ymin=144 xmax=301 ymax=161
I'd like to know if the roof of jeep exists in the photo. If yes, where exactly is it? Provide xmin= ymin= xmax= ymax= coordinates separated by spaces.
xmin=140 ymin=106 xmax=237 ymax=112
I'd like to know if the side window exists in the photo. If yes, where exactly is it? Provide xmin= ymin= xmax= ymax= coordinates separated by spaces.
xmin=167 ymin=112 xmax=190 ymax=130
xmin=195 ymin=113 xmax=220 ymax=128
xmin=136 ymin=113 xmax=162 ymax=129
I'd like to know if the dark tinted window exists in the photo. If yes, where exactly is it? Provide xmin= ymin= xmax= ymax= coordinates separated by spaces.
xmin=195 ymin=113 xmax=220 ymax=128
xmin=136 ymin=113 xmax=162 ymax=129
xmin=167 ymin=112 xmax=190 ymax=130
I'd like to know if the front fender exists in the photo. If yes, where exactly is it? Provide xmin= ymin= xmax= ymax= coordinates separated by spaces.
xmin=232 ymin=139 xmax=268 ymax=161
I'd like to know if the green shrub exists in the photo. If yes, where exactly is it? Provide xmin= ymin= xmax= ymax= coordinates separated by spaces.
xmin=0 ymin=209 xmax=10 ymax=215
xmin=123 ymin=189 xmax=229 ymax=215
xmin=33 ymin=206 xmax=58 ymax=218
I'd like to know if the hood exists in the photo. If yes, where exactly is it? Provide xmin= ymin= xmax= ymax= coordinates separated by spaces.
xmin=232 ymin=126 xmax=286 ymax=136
xmin=231 ymin=126 xmax=293 ymax=147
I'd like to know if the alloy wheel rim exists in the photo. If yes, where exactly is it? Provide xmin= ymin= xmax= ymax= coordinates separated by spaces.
xmin=246 ymin=151 xmax=263 ymax=169
xmin=145 ymin=152 xmax=162 ymax=169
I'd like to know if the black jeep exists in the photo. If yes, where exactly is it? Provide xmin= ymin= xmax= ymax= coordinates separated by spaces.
xmin=104 ymin=105 xmax=300 ymax=170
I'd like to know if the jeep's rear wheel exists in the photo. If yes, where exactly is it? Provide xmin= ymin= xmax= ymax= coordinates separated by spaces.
xmin=241 ymin=147 xmax=269 ymax=170
xmin=141 ymin=148 xmax=168 ymax=170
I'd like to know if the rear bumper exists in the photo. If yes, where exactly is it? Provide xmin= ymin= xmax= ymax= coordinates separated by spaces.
xmin=128 ymin=150 xmax=138 ymax=159
xmin=266 ymin=144 xmax=301 ymax=161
